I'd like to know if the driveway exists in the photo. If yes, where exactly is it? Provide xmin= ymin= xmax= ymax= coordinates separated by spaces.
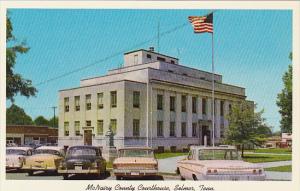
xmin=158 ymin=155 xmax=186 ymax=174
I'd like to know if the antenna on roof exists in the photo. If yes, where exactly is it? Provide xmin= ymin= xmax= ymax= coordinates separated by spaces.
xmin=177 ymin=48 xmax=181 ymax=61
xmin=157 ymin=18 xmax=160 ymax=53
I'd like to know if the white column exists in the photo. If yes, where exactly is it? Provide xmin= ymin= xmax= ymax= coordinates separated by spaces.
xmin=175 ymin=93 xmax=181 ymax=137
xmin=207 ymin=98 xmax=212 ymax=120
xmin=152 ymin=89 xmax=158 ymax=139
xmin=215 ymin=99 xmax=221 ymax=140
xmin=224 ymin=101 xmax=230 ymax=129
xmin=197 ymin=96 xmax=202 ymax=119
xmin=187 ymin=95 xmax=193 ymax=137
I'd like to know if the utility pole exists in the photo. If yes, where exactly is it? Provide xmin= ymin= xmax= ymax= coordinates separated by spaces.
xmin=51 ymin=106 xmax=57 ymax=128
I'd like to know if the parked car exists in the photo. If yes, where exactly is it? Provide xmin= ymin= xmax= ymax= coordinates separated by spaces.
xmin=58 ymin=146 xmax=106 ymax=179
xmin=177 ymin=146 xmax=266 ymax=181
xmin=22 ymin=146 xmax=65 ymax=176
xmin=6 ymin=147 xmax=33 ymax=170
xmin=113 ymin=147 xmax=158 ymax=180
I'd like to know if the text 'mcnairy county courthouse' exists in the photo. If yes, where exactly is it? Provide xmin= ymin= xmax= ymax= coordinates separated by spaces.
xmin=58 ymin=48 xmax=250 ymax=151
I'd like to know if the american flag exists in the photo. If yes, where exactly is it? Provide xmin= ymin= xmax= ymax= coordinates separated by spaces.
xmin=188 ymin=13 xmax=213 ymax=33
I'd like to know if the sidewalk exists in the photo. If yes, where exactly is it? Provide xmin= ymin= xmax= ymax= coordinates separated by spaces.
xmin=257 ymin=160 xmax=292 ymax=168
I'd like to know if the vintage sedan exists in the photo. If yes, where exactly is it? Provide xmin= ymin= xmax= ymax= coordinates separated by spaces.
xmin=22 ymin=146 xmax=65 ymax=175
xmin=113 ymin=147 xmax=158 ymax=180
xmin=177 ymin=146 xmax=266 ymax=181
xmin=58 ymin=146 xmax=106 ymax=179
xmin=6 ymin=147 xmax=33 ymax=170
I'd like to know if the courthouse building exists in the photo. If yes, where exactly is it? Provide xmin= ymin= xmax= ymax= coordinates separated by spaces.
xmin=58 ymin=48 xmax=248 ymax=151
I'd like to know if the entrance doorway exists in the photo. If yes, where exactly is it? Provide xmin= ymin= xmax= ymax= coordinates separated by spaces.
xmin=84 ymin=130 xmax=92 ymax=145
xmin=202 ymin=126 xmax=211 ymax=146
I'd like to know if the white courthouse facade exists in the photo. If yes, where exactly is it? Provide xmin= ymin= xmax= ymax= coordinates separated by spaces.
xmin=58 ymin=49 xmax=248 ymax=151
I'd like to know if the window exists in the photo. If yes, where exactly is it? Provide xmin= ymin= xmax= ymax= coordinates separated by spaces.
xmin=64 ymin=122 xmax=69 ymax=136
xmin=181 ymin=122 xmax=186 ymax=137
xmin=97 ymin=120 xmax=103 ymax=135
xmin=192 ymin=123 xmax=197 ymax=137
xmin=181 ymin=95 xmax=187 ymax=112
xmin=110 ymin=119 xmax=117 ymax=134
xmin=170 ymin=122 xmax=176 ymax=137
xmin=192 ymin=97 xmax=197 ymax=113
xmin=157 ymin=94 xmax=163 ymax=110
xmin=75 ymin=96 xmax=80 ymax=111
xmin=133 ymin=91 xmax=140 ymax=108
xmin=134 ymin=54 xmax=138 ymax=65
xmin=157 ymin=121 xmax=163 ymax=137
xmin=110 ymin=91 xmax=117 ymax=108
xmin=133 ymin=119 xmax=140 ymax=137
xmin=202 ymin=98 xmax=207 ymax=115
xmin=170 ymin=60 xmax=175 ymax=64
xmin=97 ymin=93 xmax=104 ymax=109
xmin=86 ymin=94 xmax=91 ymax=110
xmin=86 ymin=120 xmax=91 ymax=127
xmin=157 ymin=56 xmax=166 ymax=62
xmin=170 ymin=96 xmax=175 ymax=111
xmin=75 ymin=121 xmax=80 ymax=136
xmin=147 ymin=54 xmax=151 ymax=59
xmin=64 ymin=97 xmax=69 ymax=112
xmin=220 ymin=101 xmax=224 ymax=116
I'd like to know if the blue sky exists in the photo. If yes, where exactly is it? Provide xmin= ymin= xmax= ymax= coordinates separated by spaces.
xmin=7 ymin=9 xmax=292 ymax=132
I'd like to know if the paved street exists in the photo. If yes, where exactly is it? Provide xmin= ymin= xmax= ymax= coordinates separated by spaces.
xmin=6 ymin=170 xmax=177 ymax=180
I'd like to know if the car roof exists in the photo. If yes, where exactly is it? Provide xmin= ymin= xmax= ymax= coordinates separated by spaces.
xmin=6 ymin=147 xmax=32 ymax=151
xmin=190 ymin=145 xmax=237 ymax=150
xmin=68 ymin=145 xmax=99 ymax=149
xmin=36 ymin=146 xmax=64 ymax=151
xmin=118 ymin=147 xmax=153 ymax=151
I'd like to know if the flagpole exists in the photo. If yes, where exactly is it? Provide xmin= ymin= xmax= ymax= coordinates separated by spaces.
xmin=211 ymin=32 xmax=215 ymax=147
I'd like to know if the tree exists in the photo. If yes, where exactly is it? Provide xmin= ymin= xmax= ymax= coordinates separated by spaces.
xmin=224 ymin=101 xmax=271 ymax=157
xmin=6 ymin=14 xmax=37 ymax=102
xmin=276 ymin=53 xmax=292 ymax=133
xmin=6 ymin=104 xmax=34 ymax=125
xmin=49 ymin=116 xmax=58 ymax=128
xmin=34 ymin=116 xmax=50 ymax=126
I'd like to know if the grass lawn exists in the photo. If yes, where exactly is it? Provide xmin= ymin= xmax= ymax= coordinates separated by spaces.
xmin=264 ymin=165 xmax=292 ymax=172
xmin=246 ymin=148 xmax=292 ymax=154
xmin=155 ymin=152 xmax=187 ymax=159
xmin=243 ymin=153 xmax=292 ymax=163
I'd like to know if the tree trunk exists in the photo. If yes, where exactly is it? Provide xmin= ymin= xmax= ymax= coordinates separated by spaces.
xmin=241 ymin=144 xmax=244 ymax=158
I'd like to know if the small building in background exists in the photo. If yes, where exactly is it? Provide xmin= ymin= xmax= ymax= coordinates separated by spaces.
xmin=6 ymin=125 xmax=58 ymax=146
xmin=280 ymin=133 xmax=292 ymax=148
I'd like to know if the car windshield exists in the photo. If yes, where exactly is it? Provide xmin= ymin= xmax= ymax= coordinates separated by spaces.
xmin=198 ymin=149 xmax=240 ymax=160
xmin=34 ymin=149 xmax=62 ymax=156
xmin=67 ymin=148 xmax=97 ymax=156
xmin=118 ymin=149 xmax=154 ymax=158
xmin=6 ymin=149 xmax=26 ymax=155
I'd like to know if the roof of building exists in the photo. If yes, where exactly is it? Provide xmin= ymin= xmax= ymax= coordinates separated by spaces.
xmin=124 ymin=49 xmax=179 ymax=60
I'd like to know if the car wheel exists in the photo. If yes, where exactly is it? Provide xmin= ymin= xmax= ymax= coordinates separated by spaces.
xmin=116 ymin=176 xmax=122 ymax=180
xmin=28 ymin=171 xmax=34 ymax=176
xmin=192 ymin=174 xmax=198 ymax=181
xmin=180 ymin=176 xmax=185 ymax=181
xmin=63 ymin=174 xmax=69 ymax=180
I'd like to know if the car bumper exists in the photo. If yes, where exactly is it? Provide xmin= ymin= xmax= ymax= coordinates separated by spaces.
xmin=22 ymin=166 xmax=57 ymax=171
xmin=6 ymin=164 xmax=22 ymax=169
xmin=113 ymin=169 xmax=158 ymax=177
xmin=204 ymin=174 xmax=266 ymax=181
xmin=58 ymin=168 xmax=101 ymax=174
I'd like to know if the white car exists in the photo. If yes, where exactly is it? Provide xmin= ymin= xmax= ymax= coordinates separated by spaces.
xmin=6 ymin=147 xmax=33 ymax=170
xmin=177 ymin=146 xmax=266 ymax=181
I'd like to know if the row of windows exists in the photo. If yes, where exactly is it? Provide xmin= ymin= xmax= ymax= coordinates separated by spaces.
xmin=64 ymin=91 xmax=141 ymax=112
xmin=157 ymin=121 xmax=198 ymax=138
xmin=64 ymin=119 xmax=142 ymax=137
xmin=157 ymin=95 xmax=229 ymax=116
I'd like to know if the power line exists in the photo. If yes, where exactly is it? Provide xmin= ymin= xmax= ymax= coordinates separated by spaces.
xmin=34 ymin=21 xmax=189 ymax=87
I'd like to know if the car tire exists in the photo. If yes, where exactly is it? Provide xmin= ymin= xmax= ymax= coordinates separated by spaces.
xmin=192 ymin=174 xmax=198 ymax=181
xmin=116 ymin=176 xmax=122 ymax=180
xmin=180 ymin=176 xmax=185 ymax=181
xmin=63 ymin=174 xmax=69 ymax=180
xmin=28 ymin=171 xmax=34 ymax=176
